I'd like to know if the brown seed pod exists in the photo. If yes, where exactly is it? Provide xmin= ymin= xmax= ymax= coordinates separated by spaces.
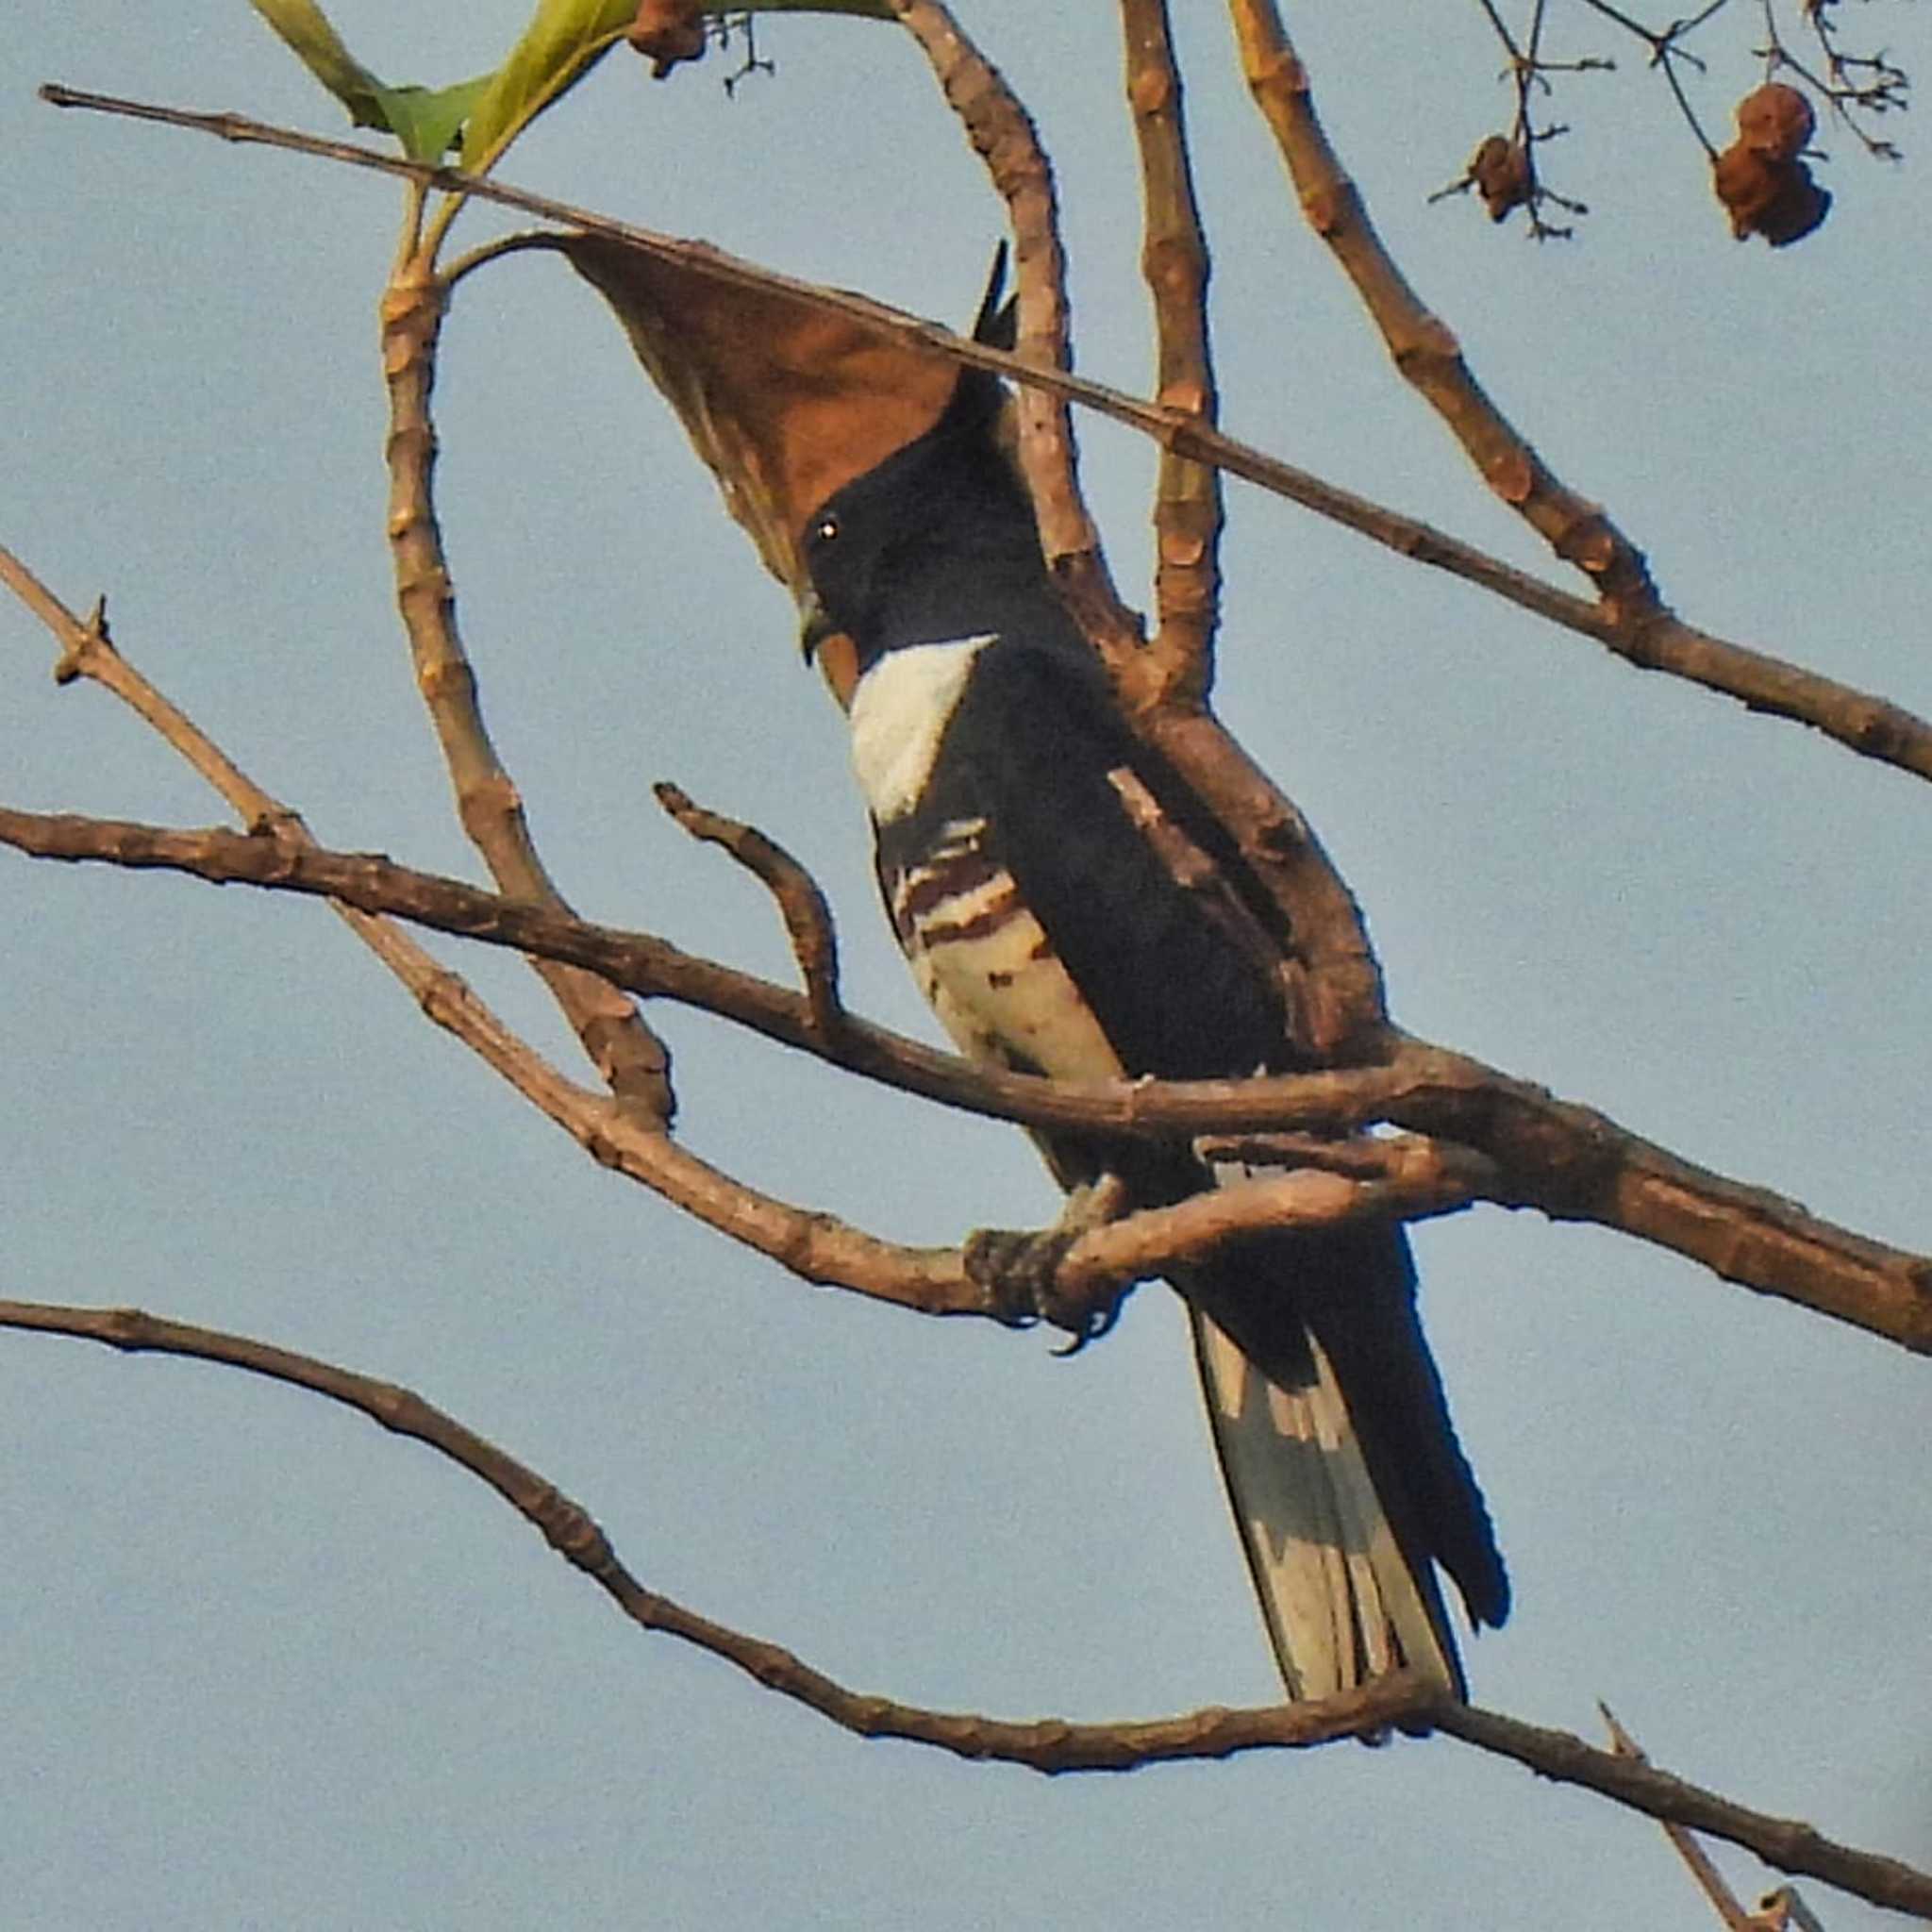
xmin=1470 ymin=135 xmax=1533 ymax=224
xmin=1712 ymin=140 xmax=1831 ymax=246
xmin=629 ymin=0 xmax=707 ymax=78
xmin=1735 ymin=82 xmax=1816 ymax=163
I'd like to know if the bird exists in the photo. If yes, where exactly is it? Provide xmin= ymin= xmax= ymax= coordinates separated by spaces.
xmin=793 ymin=264 xmax=1508 ymax=1703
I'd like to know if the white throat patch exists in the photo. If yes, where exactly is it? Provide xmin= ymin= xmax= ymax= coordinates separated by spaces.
xmin=847 ymin=635 xmax=995 ymax=823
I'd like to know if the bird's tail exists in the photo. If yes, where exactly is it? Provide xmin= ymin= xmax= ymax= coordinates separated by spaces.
xmin=1189 ymin=1304 xmax=1470 ymax=1703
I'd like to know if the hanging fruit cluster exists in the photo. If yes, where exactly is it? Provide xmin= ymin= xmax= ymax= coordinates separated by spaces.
xmin=1712 ymin=82 xmax=1830 ymax=246
xmin=1469 ymin=134 xmax=1535 ymax=224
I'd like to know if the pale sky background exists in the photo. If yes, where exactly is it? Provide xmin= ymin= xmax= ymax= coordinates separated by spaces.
xmin=5 ymin=6 xmax=1930 ymax=1928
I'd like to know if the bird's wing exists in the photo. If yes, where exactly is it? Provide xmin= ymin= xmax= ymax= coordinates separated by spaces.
xmin=869 ymin=633 xmax=1504 ymax=1697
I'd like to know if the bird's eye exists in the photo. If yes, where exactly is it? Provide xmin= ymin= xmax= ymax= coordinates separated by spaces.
xmin=814 ymin=515 xmax=840 ymax=544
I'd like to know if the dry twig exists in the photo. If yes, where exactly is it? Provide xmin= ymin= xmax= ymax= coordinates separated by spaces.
xmin=1601 ymin=1704 xmax=1804 ymax=1928
xmin=1439 ymin=1701 xmax=1928 ymax=1916
xmin=654 ymin=780 xmax=843 ymax=1038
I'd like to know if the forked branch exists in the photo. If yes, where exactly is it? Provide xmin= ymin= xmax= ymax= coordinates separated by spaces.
xmin=0 ymin=791 xmax=1924 ymax=1356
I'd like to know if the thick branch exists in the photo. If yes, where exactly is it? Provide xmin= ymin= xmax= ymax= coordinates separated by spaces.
xmin=35 ymin=84 xmax=1931 ymax=789
xmin=889 ymin=0 xmax=1129 ymax=638
xmin=1121 ymin=0 xmax=1225 ymax=696
xmin=6 ymin=1294 xmax=1927 ymax=1916
xmin=2 ymin=805 xmax=1924 ymax=1355
xmin=380 ymin=233 xmax=674 ymax=1124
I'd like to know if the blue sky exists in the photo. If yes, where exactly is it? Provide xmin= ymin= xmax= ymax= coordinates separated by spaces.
xmin=5 ymin=6 xmax=1929 ymax=1927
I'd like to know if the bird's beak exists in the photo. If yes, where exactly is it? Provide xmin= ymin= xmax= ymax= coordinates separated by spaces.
xmin=798 ymin=591 xmax=836 ymax=663
xmin=797 ymin=592 xmax=861 ymax=711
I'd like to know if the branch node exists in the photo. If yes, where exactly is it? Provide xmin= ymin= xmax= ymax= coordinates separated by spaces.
xmin=52 ymin=593 xmax=113 ymax=686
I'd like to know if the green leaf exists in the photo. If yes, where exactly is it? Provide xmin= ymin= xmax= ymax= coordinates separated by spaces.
xmin=458 ymin=0 xmax=636 ymax=173
xmin=459 ymin=2 xmax=898 ymax=175
xmin=251 ymin=1 xmax=492 ymax=160
xmin=249 ymin=0 xmax=389 ymax=129
xmin=372 ymin=76 xmax=495 ymax=164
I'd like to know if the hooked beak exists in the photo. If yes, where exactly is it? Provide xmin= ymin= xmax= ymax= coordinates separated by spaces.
xmin=798 ymin=590 xmax=837 ymax=664
xmin=797 ymin=591 xmax=861 ymax=711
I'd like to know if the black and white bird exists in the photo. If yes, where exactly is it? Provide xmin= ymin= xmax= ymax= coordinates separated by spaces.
xmin=796 ymin=291 xmax=1507 ymax=1702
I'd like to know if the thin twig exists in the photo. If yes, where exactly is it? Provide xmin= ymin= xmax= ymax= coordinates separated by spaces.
xmin=653 ymin=780 xmax=843 ymax=1038
xmin=1438 ymin=1702 xmax=1931 ymax=1918
xmin=0 ymin=1296 xmax=1386 ymax=1757
xmin=34 ymin=84 xmax=1932 ymax=787
xmin=1228 ymin=0 xmax=1657 ymax=610
xmin=1603 ymin=1704 xmax=1762 ymax=1929
xmin=0 ymin=1287 xmax=1429 ymax=1751
xmin=1757 ymin=1884 xmax=1829 ymax=1930
xmin=1759 ymin=0 xmax=1909 ymax=159
xmin=0 ymin=545 xmax=560 ymax=1109
xmin=1575 ymin=0 xmax=1728 ymax=154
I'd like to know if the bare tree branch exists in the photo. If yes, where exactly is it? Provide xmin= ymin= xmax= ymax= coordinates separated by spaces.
xmin=888 ymin=0 xmax=1135 ymax=646
xmin=0 ymin=548 xmax=1456 ymax=1325
xmin=1055 ymin=1147 xmax=1491 ymax=1297
xmin=5 ymin=1291 xmax=1925 ymax=1916
xmin=1437 ymin=1700 xmax=1932 ymax=1919
xmin=0 ymin=545 xmax=995 ymax=1317
xmin=33 ymin=83 xmax=1932 ymax=791
xmin=1224 ymin=3 xmax=1932 ymax=774
xmin=1120 ymin=0 xmax=1225 ymax=696
xmin=0 ymin=544 xmax=565 ymax=1113
xmin=1 ymin=800 xmax=1924 ymax=1354
xmin=1232 ymin=0 xmax=1661 ymax=620
xmin=380 ymin=213 xmax=675 ymax=1125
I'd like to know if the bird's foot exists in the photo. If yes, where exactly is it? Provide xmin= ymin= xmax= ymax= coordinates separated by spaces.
xmin=964 ymin=1176 xmax=1133 ymax=1352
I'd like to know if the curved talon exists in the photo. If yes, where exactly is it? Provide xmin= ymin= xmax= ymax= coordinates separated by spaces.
xmin=1046 ymin=1285 xmax=1129 ymax=1356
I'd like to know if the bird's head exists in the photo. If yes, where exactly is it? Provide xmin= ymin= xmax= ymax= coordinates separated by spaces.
xmin=799 ymin=252 xmax=1041 ymax=707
